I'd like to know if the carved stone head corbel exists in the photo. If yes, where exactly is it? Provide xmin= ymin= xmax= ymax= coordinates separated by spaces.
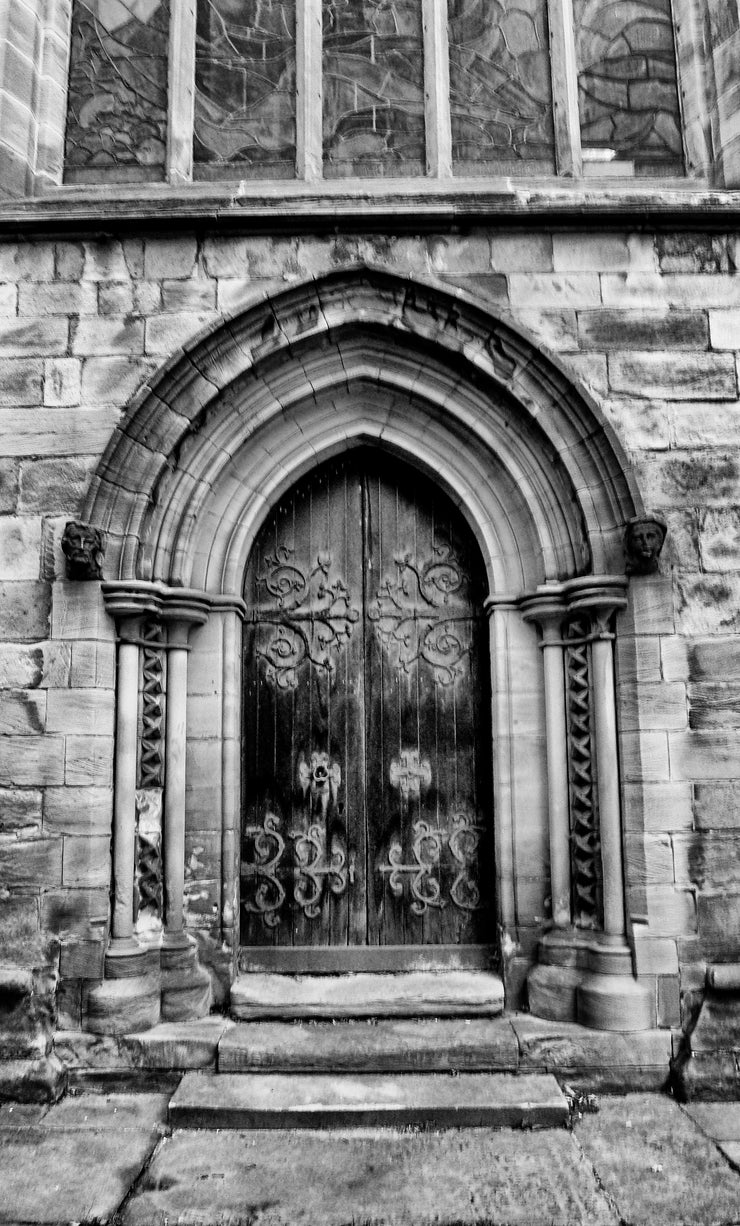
xmin=624 ymin=514 xmax=667 ymax=576
xmin=61 ymin=521 xmax=106 ymax=581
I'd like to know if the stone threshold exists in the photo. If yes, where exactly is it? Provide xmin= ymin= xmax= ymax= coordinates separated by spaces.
xmin=229 ymin=970 xmax=505 ymax=1020
xmin=53 ymin=1013 xmax=675 ymax=1095
xmin=168 ymin=1070 xmax=569 ymax=1131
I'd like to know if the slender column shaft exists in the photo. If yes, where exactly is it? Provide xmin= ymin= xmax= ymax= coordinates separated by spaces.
xmin=541 ymin=626 xmax=572 ymax=927
xmin=163 ymin=627 xmax=189 ymax=945
xmin=111 ymin=620 xmax=140 ymax=944
xmin=591 ymin=633 xmax=626 ymax=939
xmin=488 ymin=602 xmax=516 ymax=928
xmin=297 ymin=0 xmax=322 ymax=180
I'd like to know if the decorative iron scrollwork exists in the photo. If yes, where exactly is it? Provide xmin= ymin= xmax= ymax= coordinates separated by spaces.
xmin=381 ymin=821 xmax=445 ymax=915
xmin=251 ymin=545 xmax=359 ymax=690
xmin=369 ymin=542 xmax=474 ymax=685
xmin=389 ymin=750 xmax=432 ymax=799
xmin=242 ymin=811 xmax=287 ymax=928
xmin=291 ymin=824 xmax=348 ymax=919
xmin=449 ymin=811 xmax=485 ymax=911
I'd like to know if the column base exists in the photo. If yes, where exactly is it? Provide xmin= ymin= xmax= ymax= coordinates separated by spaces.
xmin=527 ymin=930 xmax=655 ymax=1032
xmin=85 ymin=973 xmax=162 ymax=1036
xmin=161 ymin=939 xmax=212 ymax=1023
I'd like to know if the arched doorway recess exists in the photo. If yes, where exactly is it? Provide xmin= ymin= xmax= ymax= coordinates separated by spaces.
xmin=241 ymin=449 xmax=494 ymax=967
xmin=83 ymin=266 xmax=656 ymax=1034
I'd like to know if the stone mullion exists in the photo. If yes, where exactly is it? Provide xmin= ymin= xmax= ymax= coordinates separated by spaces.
xmin=166 ymin=0 xmax=196 ymax=184
xmin=547 ymin=0 xmax=582 ymax=177
xmin=297 ymin=0 xmax=322 ymax=181
xmin=423 ymin=0 xmax=452 ymax=179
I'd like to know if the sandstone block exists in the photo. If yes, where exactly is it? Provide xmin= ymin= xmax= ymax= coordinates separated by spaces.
xmin=660 ymin=636 xmax=687 ymax=682
xmin=43 ymin=357 xmax=81 ymax=407
xmin=439 ymin=273 xmax=509 ymax=304
xmin=0 ymin=517 xmax=41 ymax=579
xmin=79 ymin=355 xmax=156 ymax=405
xmin=619 ymin=731 xmax=670 ymax=782
xmin=47 ymin=688 xmax=114 ymax=737
xmin=72 ymin=318 xmax=144 ymax=357
xmin=672 ymin=403 xmax=740 ymax=447
xmin=0 ymin=788 xmax=42 ymax=834
xmin=0 ymin=458 xmax=19 ymax=513
xmin=0 ymin=408 xmax=120 ymax=457
xmin=674 ymin=831 xmax=740 ymax=889
xmin=69 ymin=641 xmax=115 ymax=688
xmin=657 ymin=975 xmax=681 ymax=1027
xmin=619 ymin=680 xmax=687 ymax=732
xmin=676 ymin=574 xmax=740 ymax=635
xmin=18 ymin=282 xmax=97 ymax=316
xmin=602 ymin=400 xmax=672 ymax=452
xmin=78 ymin=239 xmax=135 ymax=282
xmin=689 ymin=681 xmax=740 ymax=729
xmin=64 ymin=735 xmax=114 ymax=787
xmin=625 ymin=833 xmax=675 ymax=886
xmin=0 ymin=282 xmax=18 ymax=315
xmin=508 ymin=308 xmax=578 ymax=351
xmin=62 ymin=835 xmax=110 ymax=888
xmin=694 ymin=783 xmax=740 ymax=829
xmin=144 ymin=312 xmax=216 ymax=356
xmin=645 ymin=885 xmax=697 ymax=936
xmin=18 ymin=455 xmax=95 ymax=515
xmin=609 ymin=351 xmax=737 ymax=399
xmin=490 ymin=233 xmax=553 ymax=271
xmin=0 ymin=735 xmax=64 ymax=786
xmin=577 ymin=309 xmax=708 ymax=350
xmin=59 ymin=938 xmax=106 ymax=980
xmin=43 ymin=786 xmax=112 ymax=837
xmin=508 ymin=274 xmax=601 ymax=307
xmin=642 ymin=451 xmax=740 ymax=507
xmin=632 ymin=933 xmax=679 ymax=975
xmin=162 ymin=279 xmax=217 ymax=312
xmin=40 ymin=887 xmax=109 ymax=935
xmin=0 ymin=835 xmax=62 ymax=889
xmin=0 ymin=641 xmax=70 ymax=689
xmin=616 ymin=634 xmax=662 ymax=684
xmin=687 ymin=636 xmax=740 ymax=680
xmin=0 ymin=317 xmax=68 ymax=357
xmin=560 ymin=353 xmax=608 ymax=395
xmin=668 ymin=730 xmax=740 ymax=780
xmin=0 ymin=581 xmax=50 ymax=641
xmin=51 ymin=582 xmax=111 ymax=642
xmin=697 ymin=893 xmax=740 ymax=959
xmin=0 ymin=691 xmax=46 ymax=735
xmin=553 ymin=232 xmax=635 ymax=271
xmin=699 ymin=507 xmax=740 ymax=571
xmin=428 ymin=234 xmax=491 ymax=274
xmin=96 ymin=281 xmax=136 ymax=316
xmin=709 ymin=308 xmax=740 ymax=349
xmin=602 ymin=273 xmax=740 ymax=309
xmin=622 ymin=576 xmax=675 ymax=635
xmin=622 ymin=781 xmax=693 ymax=832
xmin=0 ymin=243 xmax=54 ymax=282
xmin=0 ymin=359 xmax=43 ymax=405
xmin=144 ymin=236 xmax=199 ymax=280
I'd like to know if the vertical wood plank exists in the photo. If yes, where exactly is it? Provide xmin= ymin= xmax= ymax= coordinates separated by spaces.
xmin=297 ymin=0 xmax=323 ymax=180
xmin=547 ymin=0 xmax=582 ymax=177
xmin=167 ymin=0 xmax=196 ymax=184
xmin=423 ymin=0 xmax=453 ymax=179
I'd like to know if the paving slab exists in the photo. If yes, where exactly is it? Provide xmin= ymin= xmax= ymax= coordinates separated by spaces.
xmin=230 ymin=971 xmax=505 ymax=1019
xmin=0 ymin=1125 xmax=159 ymax=1224
xmin=511 ymin=1014 xmax=672 ymax=1090
xmin=41 ymin=1090 xmax=169 ymax=1131
xmin=170 ymin=1070 xmax=567 ymax=1129
xmin=682 ymin=1100 xmax=740 ymax=1141
xmin=719 ymin=1141 xmax=740 ymax=1171
xmin=120 ymin=1125 xmax=616 ymax=1226
xmin=219 ymin=1017 xmax=519 ymax=1073
xmin=0 ymin=1102 xmax=47 ymax=1126
xmin=575 ymin=1092 xmax=740 ymax=1226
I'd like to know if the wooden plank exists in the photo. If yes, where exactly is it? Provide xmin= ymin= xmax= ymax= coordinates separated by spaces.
xmin=237 ymin=944 xmax=498 ymax=973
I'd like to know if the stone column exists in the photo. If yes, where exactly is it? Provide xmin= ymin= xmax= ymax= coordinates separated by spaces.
xmin=566 ymin=578 xmax=654 ymax=1032
xmin=159 ymin=594 xmax=212 ymax=1021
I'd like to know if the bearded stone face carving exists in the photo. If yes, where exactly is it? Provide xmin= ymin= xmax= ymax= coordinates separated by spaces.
xmin=624 ymin=515 xmax=667 ymax=576
xmin=61 ymin=521 xmax=105 ymax=581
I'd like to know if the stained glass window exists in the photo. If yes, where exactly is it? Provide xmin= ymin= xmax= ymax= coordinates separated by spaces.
xmin=322 ymin=0 xmax=425 ymax=179
xmin=448 ymin=0 xmax=555 ymax=175
xmin=574 ymin=0 xmax=684 ymax=175
xmin=64 ymin=0 xmax=170 ymax=183
xmin=193 ymin=0 xmax=297 ymax=179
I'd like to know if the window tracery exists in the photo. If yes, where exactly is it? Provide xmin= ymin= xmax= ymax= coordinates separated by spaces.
xmin=63 ymin=0 xmax=685 ymax=185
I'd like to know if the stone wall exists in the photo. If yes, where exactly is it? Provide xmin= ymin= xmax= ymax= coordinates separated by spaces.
xmin=0 ymin=226 xmax=739 ymax=1057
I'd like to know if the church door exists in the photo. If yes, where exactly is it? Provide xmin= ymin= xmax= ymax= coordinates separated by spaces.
xmin=240 ymin=449 xmax=494 ymax=967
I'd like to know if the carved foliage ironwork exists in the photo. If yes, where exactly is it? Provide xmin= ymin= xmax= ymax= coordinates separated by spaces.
xmin=369 ymin=543 xmax=475 ymax=685
xmin=251 ymin=545 xmax=360 ymax=690
xmin=65 ymin=0 xmax=170 ymax=180
xmin=565 ymin=618 xmax=603 ymax=928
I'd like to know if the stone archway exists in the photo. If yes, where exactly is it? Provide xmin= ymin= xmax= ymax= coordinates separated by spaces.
xmin=82 ymin=266 xmax=653 ymax=1033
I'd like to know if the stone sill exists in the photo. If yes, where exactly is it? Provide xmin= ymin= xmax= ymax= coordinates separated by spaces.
xmin=0 ymin=177 xmax=738 ymax=235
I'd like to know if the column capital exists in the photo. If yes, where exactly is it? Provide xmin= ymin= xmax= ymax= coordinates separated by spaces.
xmin=561 ymin=575 xmax=628 ymax=617
xmin=520 ymin=586 xmax=567 ymax=631
xmin=102 ymin=580 xmax=212 ymax=630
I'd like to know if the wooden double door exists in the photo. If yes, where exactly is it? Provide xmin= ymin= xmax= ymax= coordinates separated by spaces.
xmin=240 ymin=449 xmax=494 ymax=964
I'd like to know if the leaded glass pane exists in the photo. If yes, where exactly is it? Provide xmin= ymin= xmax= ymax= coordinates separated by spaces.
xmin=64 ymin=0 xmax=170 ymax=183
xmin=448 ymin=0 xmax=555 ymax=174
xmin=323 ymin=0 xmax=425 ymax=179
xmin=574 ymin=0 xmax=684 ymax=175
xmin=194 ymin=0 xmax=296 ymax=180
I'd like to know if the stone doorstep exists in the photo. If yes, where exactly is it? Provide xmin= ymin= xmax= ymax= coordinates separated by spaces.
xmin=168 ymin=1070 xmax=569 ymax=1131
xmin=229 ymin=970 xmax=505 ymax=1020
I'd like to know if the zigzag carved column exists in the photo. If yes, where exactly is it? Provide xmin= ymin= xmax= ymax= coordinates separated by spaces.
xmin=522 ymin=577 xmax=654 ymax=1032
xmin=85 ymin=583 xmax=212 ymax=1035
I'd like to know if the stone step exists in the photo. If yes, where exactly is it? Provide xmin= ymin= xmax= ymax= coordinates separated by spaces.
xmin=229 ymin=971 xmax=505 ymax=1020
xmin=169 ymin=1071 xmax=568 ymax=1130
xmin=219 ymin=1018 xmax=518 ymax=1073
